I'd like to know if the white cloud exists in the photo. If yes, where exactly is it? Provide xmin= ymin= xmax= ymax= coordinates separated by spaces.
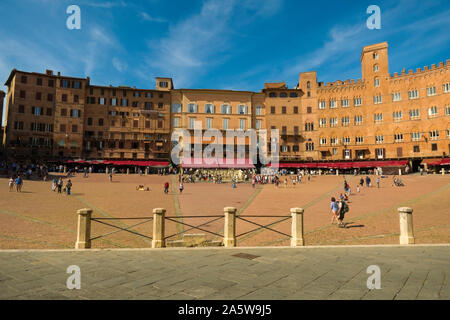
xmin=112 ymin=57 xmax=127 ymax=72
xmin=140 ymin=12 xmax=167 ymax=23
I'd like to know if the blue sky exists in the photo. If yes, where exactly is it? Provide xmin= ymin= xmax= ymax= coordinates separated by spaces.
xmin=1 ymin=0 xmax=449 ymax=124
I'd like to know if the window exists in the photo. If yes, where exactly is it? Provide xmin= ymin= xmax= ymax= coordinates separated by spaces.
xmin=21 ymin=75 xmax=27 ymax=83
xmin=133 ymin=120 xmax=139 ymax=128
xmin=206 ymin=118 xmax=212 ymax=129
xmin=341 ymin=99 xmax=349 ymax=107
xmin=431 ymin=143 xmax=438 ymax=151
xmin=270 ymin=106 xmax=276 ymax=114
xmin=72 ymin=125 xmax=78 ymax=133
xmin=32 ymin=107 xmax=43 ymax=115
xmin=14 ymin=121 xmax=24 ymax=130
xmin=319 ymin=118 xmax=327 ymax=128
xmin=256 ymin=105 xmax=262 ymax=116
xmin=331 ymin=138 xmax=338 ymax=145
xmin=238 ymin=105 xmax=247 ymax=114
xmin=305 ymin=123 xmax=314 ymax=131
xmin=223 ymin=119 xmax=229 ymax=130
xmin=158 ymin=102 xmax=163 ymax=109
xmin=428 ymin=106 xmax=438 ymax=117
xmin=409 ymin=109 xmax=420 ymax=119
xmin=282 ymin=106 xmax=286 ymax=114
xmin=239 ymin=119 xmax=245 ymax=130
xmin=87 ymin=118 xmax=93 ymax=126
xmin=375 ymin=135 xmax=384 ymax=144
xmin=269 ymin=92 xmax=277 ymax=98
xmin=36 ymin=78 xmax=42 ymax=86
xmin=145 ymin=102 xmax=153 ymax=110
xmin=332 ymin=148 xmax=338 ymax=155
xmin=374 ymin=113 xmax=383 ymax=123
xmin=74 ymin=95 xmax=79 ymax=103
xmin=393 ymin=111 xmax=403 ymax=121
xmin=256 ymin=120 xmax=261 ymax=129
xmin=354 ymin=97 xmax=362 ymax=106
xmin=444 ymin=83 xmax=450 ymax=93
xmin=319 ymin=101 xmax=326 ymax=109
xmin=61 ymin=79 xmax=70 ymax=88
xmin=146 ymin=92 xmax=153 ymax=98
xmin=171 ymin=104 xmax=182 ymax=113
xmin=341 ymin=116 xmax=350 ymax=126
xmin=70 ymin=109 xmax=80 ymax=118
xmin=342 ymin=137 xmax=350 ymax=145
xmin=159 ymin=93 xmax=164 ymax=98
xmin=36 ymin=92 xmax=41 ymax=100
xmin=290 ymin=92 xmax=298 ymax=98
xmin=354 ymin=115 xmax=363 ymax=125
xmin=111 ymin=98 xmax=117 ymax=106
xmin=413 ymin=146 xmax=420 ymax=153
xmin=307 ymin=106 xmax=312 ymax=113
xmin=394 ymin=133 xmax=403 ymax=143
xmin=279 ymin=92 xmax=288 ymax=98
xmin=204 ymin=104 xmax=215 ymax=114
xmin=121 ymin=99 xmax=128 ymax=107
xmin=47 ymin=93 xmax=53 ymax=102
xmin=447 ymin=129 xmax=450 ymax=138
xmin=221 ymin=104 xmax=232 ymax=114
xmin=99 ymin=97 xmax=106 ymax=105
xmin=411 ymin=132 xmax=421 ymax=141
xmin=188 ymin=103 xmax=198 ymax=113
xmin=18 ymin=105 xmax=25 ymax=113
xmin=374 ymin=78 xmax=380 ymax=87
xmin=374 ymin=64 xmax=379 ymax=72
xmin=20 ymin=90 xmax=26 ymax=98
xmin=320 ymin=138 xmax=327 ymax=145
xmin=355 ymin=136 xmax=364 ymax=145
xmin=427 ymin=86 xmax=436 ymax=96
xmin=62 ymin=94 xmax=67 ymax=102
xmin=145 ymin=120 xmax=150 ymax=129
xmin=307 ymin=81 xmax=311 ymax=89
xmin=98 ymin=118 xmax=104 ymax=126
xmin=329 ymin=100 xmax=337 ymax=109
xmin=171 ymin=117 xmax=179 ymax=128
xmin=408 ymin=90 xmax=419 ymax=99
xmin=158 ymin=120 xmax=163 ymax=129
xmin=373 ymin=95 xmax=382 ymax=104
xmin=159 ymin=81 xmax=168 ymax=88
xmin=189 ymin=117 xmax=195 ymax=129
xmin=446 ymin=106 xmax=450 ymax=116
xmin=61 ymin=109 xmax=67 ymax=116
xmin=330 ymin=118 xmax=338 ymax=127
xmin=305 ymin=143 xmax=314 ymax=151
xmin=134 ymin=91 xmax=141 ymax=97
xmin=48 ymin=79 xmax=54 ymax=87
xmin=373 ymin=52 xmax=379 ymax=60
xmin=429 ymin=130 xmax=439 ymax=140
xmin=392 ymin=92 xmax=401 ymax=101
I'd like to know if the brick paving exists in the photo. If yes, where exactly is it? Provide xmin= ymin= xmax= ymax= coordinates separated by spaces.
xmin=0 ymin=245 xmax=448 ymax=300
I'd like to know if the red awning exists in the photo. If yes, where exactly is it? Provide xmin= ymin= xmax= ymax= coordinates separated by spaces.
xmin=268 ymin=160 xmax=409 ymax=169
xmin=182 ymin=158 xmax=255 ymax=169
xmin=66 ymin=160 xmax=169 ymax=167
xmin=427 ymin=158 xmax=450 ymax=166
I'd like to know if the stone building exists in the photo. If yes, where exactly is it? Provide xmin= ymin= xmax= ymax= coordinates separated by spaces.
xmin=1 ymin=42 xmax=449 ymax=169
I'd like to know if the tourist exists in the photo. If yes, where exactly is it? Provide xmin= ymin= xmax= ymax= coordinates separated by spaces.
xmin=15 ymin=175 xmax=23 ymax=192
xmin=109 ymin=171 xmax=113 ymax=182
xmin=376 ymin=177 xmax=380 ymax=188
xmin=179 ymin=182 xmax=184 ymax=194
xmin=66 ymin=179 xmax=72 ymax=195
xmin=330 ymin=197 xmax=339 ymax=224
xmin=359 ymin=177 xmax=364 ymax=187
xmin=164 ymin=182 xmax=169 ymax=194
xmin=57 ymin=178 xmax=63 ymax=193
xmin=357 ymin=184 xmax=360 ymax=193
xmin=284 ymin=178 xmax=288 ymax=188
xmin=337 ymin=200 xmax=349 ymax=228
xmin=365 ymin=176 xmax=371 ymax=187
xmin=9 ymin=176 xmax=14 ymax=192
xmin=51 ymin=179 xmax=57 ymax=192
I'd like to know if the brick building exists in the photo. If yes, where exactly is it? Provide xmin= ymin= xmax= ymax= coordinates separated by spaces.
xmin=2 ymin=42 xmax=449 ymax=169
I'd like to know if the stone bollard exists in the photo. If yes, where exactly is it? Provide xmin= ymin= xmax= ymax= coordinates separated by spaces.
xmin=336 ymin=169 xmax=339 ymax=176
xmin=152 ymin=208 xmax=166 ymax=248
xmin=106 ymin=167 xmax=109 ymax=174
xmin=290 ymin=208 xmax=305 ymax=246
xmin=442 ymin=168 xmax=445 ymax=175
xmin=319 ymin=169 xmax=322 ymax=176
xmin=75 ymin=208 xmax=93 ymax=249
xmin=126 ymin=168 xmax=130 ymax=175
xmin=398 ymin=207 xmax=415 ymax=245
xmin=399 ymin=168 xmax=402 ymax=176
xmin=223 ymin=207 xmax=237 ymax=247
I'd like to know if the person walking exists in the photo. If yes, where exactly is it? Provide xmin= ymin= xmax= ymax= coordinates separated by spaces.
xmin=66 ymin=179 xmax=72 ymax=195
xmin=376 ymin=177 xmax=380 ymax=188
xmin=51 ymin=178 xmax=57 ymax=192
xmin=330 ymin=197 xmax=339 ymax=225
xmin=15 ymin=175 xmax=23 ymax=192
xmin=359 ymin=177 xmax=364 ymax=188
xmin=179 ymin=182 xmax=184 ymax=194
xmin=365 ymin=176 xmax=371 ymax=187
xmin=57 ymin=178 xmax=63 ymax=193
xmin=337 ymin=200 xmax=349 ymax=228
xmin=357 ymin=184 xmax=360 ymax=193
xmin=109 ymin=171 xmax=113 ymax=182
xmin=8 ymin=176 xmax=14 ymax=192
xmin=164 ymin=182 xmax=169 ymax=194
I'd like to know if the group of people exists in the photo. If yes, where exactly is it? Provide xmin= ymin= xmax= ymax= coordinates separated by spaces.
xmin=51 ymin=177 xmax=73 ymax=195
xmin=8 ymin=175 xmax=23 ymax=192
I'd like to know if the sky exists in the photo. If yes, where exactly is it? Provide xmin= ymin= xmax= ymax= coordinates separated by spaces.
xmin=1 ymin=0 xmax=449 ymax=124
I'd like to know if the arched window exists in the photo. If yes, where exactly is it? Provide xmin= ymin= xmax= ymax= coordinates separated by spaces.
xmin=279 ymin=92 xmax=288 ymax=98
xmin=269 ymin=92 xmax=277 ymax=98
xmin=290 ymin=92 xmax=298 ymax=98
xmin=307 ymin=81 xmax=311 ymax=89
xmin=374 ymin=64 xmax=379 ymax=72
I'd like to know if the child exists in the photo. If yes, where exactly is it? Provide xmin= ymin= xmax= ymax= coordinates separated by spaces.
xmin=9 ymin=177 xmax=14 ymax=192
xmin=179 ymin=182 xmax=184 ymax=194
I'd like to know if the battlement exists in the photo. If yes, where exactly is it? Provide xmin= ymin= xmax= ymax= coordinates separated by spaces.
xmin=318 ymin=78 xmax=364 ymax=90
xmin=390 ymin=59 xmax=450 ymax=79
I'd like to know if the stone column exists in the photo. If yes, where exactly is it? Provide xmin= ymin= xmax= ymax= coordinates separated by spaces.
xmin=399 ymin=168 xmax=402 ymax=176
xmin=336 ymin=169 xmax=339 ymax=176
xmin=75 ymin=208 xmax=92 ymax=249
xmin=126 ymin=168 xmax=130 ymax=175
xmin=152 ymin=208 xmax=166 ymax=248
xmin=223 ymin=207 xmax=237 ymax=247
xmin=442 ymin=168 xmax=445 ymax=175
xmin=106 ymin=167 xmax=109 ymax=174
xmin=290 ymin=208 xmax=304 ymax=247
xmin=398 ymin=207 xmax=415 ymax=245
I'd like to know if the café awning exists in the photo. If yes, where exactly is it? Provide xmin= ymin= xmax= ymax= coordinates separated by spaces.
xmin=181 ymin=158 xmax=255 ymax=168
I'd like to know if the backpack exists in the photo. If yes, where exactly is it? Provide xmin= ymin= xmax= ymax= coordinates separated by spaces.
xmin=342 ymin=202 xmax=349 ymax=213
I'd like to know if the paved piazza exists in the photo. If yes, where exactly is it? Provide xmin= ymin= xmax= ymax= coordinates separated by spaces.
xmin=0 ymin=173 xmax=449 ymax=249
xmin=0 ymin=245 xmax=448 ymax=300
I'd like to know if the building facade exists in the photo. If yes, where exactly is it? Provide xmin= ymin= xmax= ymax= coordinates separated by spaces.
xmin=2 ymin=42 xmax=450 ymax=166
